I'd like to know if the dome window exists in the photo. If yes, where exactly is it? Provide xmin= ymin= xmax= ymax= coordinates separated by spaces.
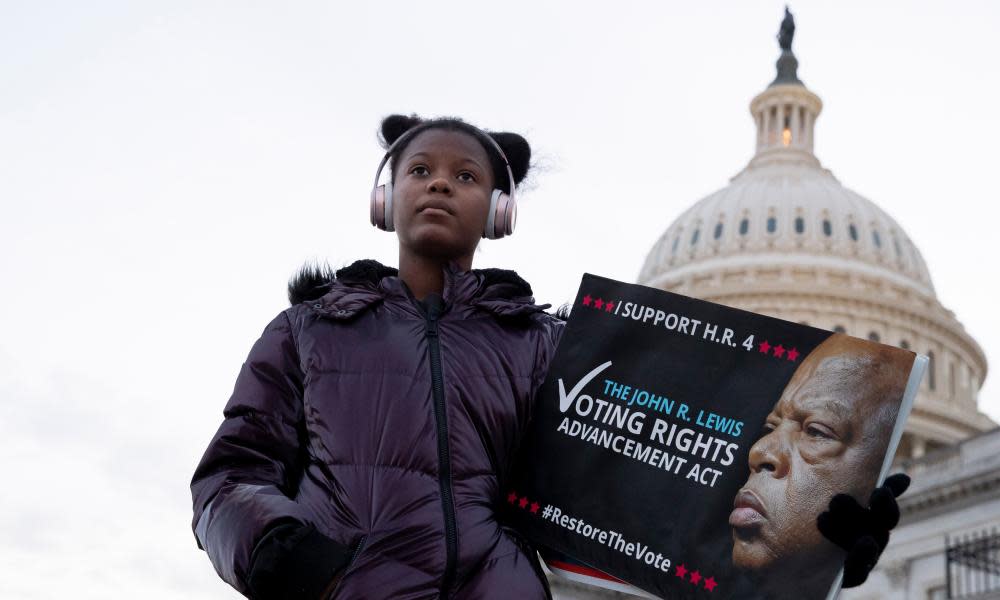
xmin=872 ymin=230 xmax=882 ymax=248
xmin=739 ymin=219 xmax=749 ymax=235
xmin=893 ymin=237 xmax=902 ymax=258
xmin=794 ymin=217 xmax=805 ymax=234
xmin=691 ymin=229 xmax=700 ymax=246
xmin=671 ymin=236 xmax=680 ymax=255
xmin=767 ymin=217 xmax=777 ymax=233
xmin=714 ymin=223 xmax=724 ymax=240
xmin=900 ymin=340 xmax=910 ymax=350
xmin=868 ymin=331 xmax=880 ymax=342
xmin=823 ymin=219 xmax=832 ymax=237
xmin=833 ymin=325 xmax=846 ymax=333
xmin=849 ymin=224 xmax=858 ymax=241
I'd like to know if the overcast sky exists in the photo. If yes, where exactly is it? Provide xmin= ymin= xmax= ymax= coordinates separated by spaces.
xmin=2 ymin=1 xmax=999 ymax=598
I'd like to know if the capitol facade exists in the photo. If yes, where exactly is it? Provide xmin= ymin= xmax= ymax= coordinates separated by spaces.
xmin=551 ymin=11 xmax=1000 ymax=600
xmin=635 ymin=52 xmax=992 ymax=460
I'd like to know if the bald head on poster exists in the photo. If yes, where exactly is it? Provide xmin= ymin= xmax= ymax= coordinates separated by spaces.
xmin=729 ymin=334 xmax=913 ymax=598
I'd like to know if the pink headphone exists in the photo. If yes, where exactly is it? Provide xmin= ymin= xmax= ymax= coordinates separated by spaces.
xmin=370 ymin=125 xmax=517 ymax=240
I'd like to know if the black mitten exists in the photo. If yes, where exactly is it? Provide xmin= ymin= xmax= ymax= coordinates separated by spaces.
xmin=817 ymin=473 xmax=911 ymax=588
xmin=246 ymin=521 xmax=354 ymax=600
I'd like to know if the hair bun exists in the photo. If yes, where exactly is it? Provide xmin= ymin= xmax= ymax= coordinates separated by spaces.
xmin=489 ymin=132 xmax=531 ymax=186
xmin=379 ymin=114 xmax=423 ymax=149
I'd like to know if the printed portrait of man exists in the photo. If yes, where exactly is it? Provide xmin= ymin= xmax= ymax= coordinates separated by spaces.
xmin=728 ymin=333 xmax=913 ymax=599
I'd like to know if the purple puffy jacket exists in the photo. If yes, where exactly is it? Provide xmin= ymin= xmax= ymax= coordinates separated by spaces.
xmin=191 ymin=259 xmax=565 ymax=599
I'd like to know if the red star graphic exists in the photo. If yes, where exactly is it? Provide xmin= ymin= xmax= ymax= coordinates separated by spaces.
xmin=507 ymin=491 xmax=518 ymax=504
xmin=675 ymin=564 xmax=688 ymax=579
xmin=773 ymin=344 xmax=786 ymax=358
xmin=704 ymin=576 xmax=717 ymax=592
xmin=689 ymin=570 xmax=702 ymax=585
xmin=593 ymin=298 xmax=605 ymax=310
xmin=518 ymin=497 xmax=529 ymax=509
xmin=605 ymin=301 xmax=615 ymax=313
xmin=529 ymin=502 xmax=540 ymax=514
xmin=786 ymin=347 xmax=799 ymax=362
xmin=759 ymin=340 xmax=771 ymax=354
xmin=582 ymin=295 xmax=592 ymax=306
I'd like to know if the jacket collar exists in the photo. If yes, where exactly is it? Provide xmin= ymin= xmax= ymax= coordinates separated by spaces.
xmin=292 ymin=259 xmax=551 ymax=321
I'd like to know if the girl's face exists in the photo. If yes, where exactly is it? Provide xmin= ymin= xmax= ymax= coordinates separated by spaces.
xmin=392 ymin=128 xmax=496 ymax=262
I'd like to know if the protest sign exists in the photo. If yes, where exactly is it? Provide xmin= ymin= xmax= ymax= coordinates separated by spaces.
xmin=506 ymin=274 xmax=924 ymax=599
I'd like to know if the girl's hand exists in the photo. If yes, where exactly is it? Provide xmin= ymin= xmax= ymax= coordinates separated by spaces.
xmin=816 ymin=473 xmax=911 ymax=587
xmin=247 ymin=522 xmax=353 ymax=599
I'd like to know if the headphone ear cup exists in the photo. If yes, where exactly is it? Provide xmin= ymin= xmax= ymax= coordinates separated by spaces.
xmin=383 ymin=181 xmax=394 ymax=232
xmin=483 ymin=189 xmax=516 ymax=240
xmin=370 ymin=182 xmax=395 ymax=232
xmin=370 ymin=185 xmax=382 ymax=229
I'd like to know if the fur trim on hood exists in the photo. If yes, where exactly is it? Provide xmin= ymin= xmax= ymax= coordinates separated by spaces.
xmin=287 ymin=259 xmax=535 ymax=306
xmin=287 ymin=261 xmax=338 ymax=305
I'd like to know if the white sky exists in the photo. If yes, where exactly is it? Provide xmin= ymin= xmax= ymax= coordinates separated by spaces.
xmin=2 ymin=1 xmax=998 ymax=598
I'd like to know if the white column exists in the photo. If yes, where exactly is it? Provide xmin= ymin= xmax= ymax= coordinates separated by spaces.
xmin=762 ymin=107 xmax=771 ymax=149
xmin=776 ymin=104 xmax=785 ymax=147
xmin=791 ymin=104 xmax=801 ymax=148
xmin=804 ymin=110 xmax=814 ymax=152
xmin=755 ymin=111 xmax=763 ymax=151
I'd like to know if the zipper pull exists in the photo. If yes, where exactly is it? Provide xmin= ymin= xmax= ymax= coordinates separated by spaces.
xmin=424 ymin=293 xmax=443 ymax=338
xmin=424 ymin=293 xmax=444 ymax=321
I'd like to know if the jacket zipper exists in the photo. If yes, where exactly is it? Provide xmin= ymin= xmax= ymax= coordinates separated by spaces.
xmin=424 ymin=298 xmax=458 ymax=597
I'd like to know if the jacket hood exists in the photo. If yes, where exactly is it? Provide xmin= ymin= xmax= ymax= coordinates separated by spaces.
xmin=288 ymin=259 xmax=552 ymax=321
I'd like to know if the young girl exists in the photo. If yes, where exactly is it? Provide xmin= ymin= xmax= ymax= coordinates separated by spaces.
xmin=190 ymin=114 xmax=562 ymax=599
xmin=191 ymin=114 xmax=907 ymax=599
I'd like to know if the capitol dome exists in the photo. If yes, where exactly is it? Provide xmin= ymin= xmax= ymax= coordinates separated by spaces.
xmin=637 ymin=23 xmax=992 ymax=457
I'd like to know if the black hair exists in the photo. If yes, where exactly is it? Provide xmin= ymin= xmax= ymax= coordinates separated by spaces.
xmin=378 ymin=114 xmax=531 ymax=195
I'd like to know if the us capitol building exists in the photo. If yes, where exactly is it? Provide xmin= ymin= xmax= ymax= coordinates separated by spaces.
xmin=551 ymin=10 xmax=1000 ymax=600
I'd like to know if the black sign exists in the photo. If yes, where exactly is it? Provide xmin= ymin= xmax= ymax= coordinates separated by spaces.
xmin=507 ymin=274 xmax=918 ymax=599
